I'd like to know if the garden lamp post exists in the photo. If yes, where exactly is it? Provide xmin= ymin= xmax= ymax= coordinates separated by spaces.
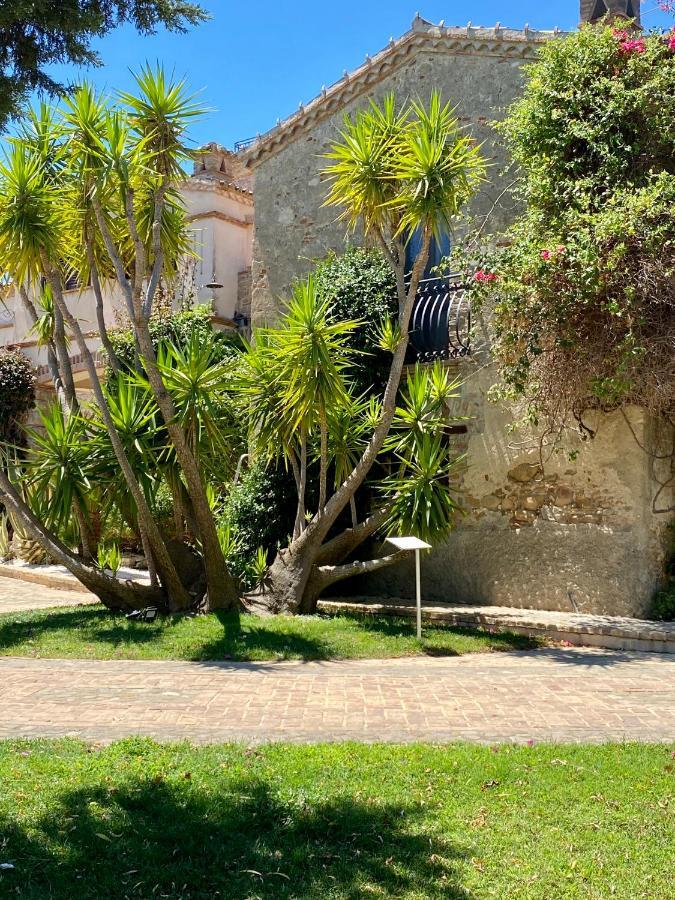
xmin=385 ymin=536 xmax=431 ymax=639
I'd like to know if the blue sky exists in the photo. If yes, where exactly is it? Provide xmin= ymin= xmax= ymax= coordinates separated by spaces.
xmin=44 ymin=0 xmax=671 ymax=150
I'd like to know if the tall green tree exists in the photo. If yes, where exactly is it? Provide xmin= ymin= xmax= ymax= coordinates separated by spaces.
xmin=463 ymin=25 xmax=675 ymax=442
xmin=0 ymin=1 xmax=206 ymax=132
xmin=0 ymin=70 xmax=239 ymax=613
xmin=240 ymin=92 xmax=484 ymax=614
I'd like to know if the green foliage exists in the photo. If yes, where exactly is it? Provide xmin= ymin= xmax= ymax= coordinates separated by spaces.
xmin=0 ymin=349 xmax=36 ymax=445
xmin=323 ymin=91 xmax=485 ymax=240
xmin=107 ymin=305 xmax=241 ymax=376
xmin=651 ymin=587 xmax=675 ymax=621
xmin=382 ymin=364 xmax=464 ymax=542
xmin=467 ymin=26 xmax=675 ymax=431
xmin=23 ymin=404 xmax=93 ymax=535
xmin=0 ymin=2 xmax=207 ymax=132
xmin=221 ymin=459 xmax=297 ymax=576
xmin=97 ymin=543 xmax=121 ymax=576
xmin=501 ymin=25 xmax=675 ymax=218
xmin=237 ymin=280 xmax=464 ymax=546
xmin=312 ymin=246 xmax=398 ymax=395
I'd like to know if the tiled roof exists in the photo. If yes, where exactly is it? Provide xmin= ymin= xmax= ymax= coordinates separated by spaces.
xmin=240 ymin=15 xmax=563 ymax=167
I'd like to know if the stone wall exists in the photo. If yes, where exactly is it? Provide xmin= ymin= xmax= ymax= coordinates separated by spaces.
xmin=249 ymin=42 xmax=537 ymax=324
xmin=358 ymin=345 xmax=672 ymax=616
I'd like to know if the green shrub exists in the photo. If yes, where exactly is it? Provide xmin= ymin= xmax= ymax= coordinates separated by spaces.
xmin=0 ymin=349 xmax=36 ymax=445
xmin=107 ymin=305 xmax=242 ymax=378
xmin=221 ymin=459 xmax=297 ymax=581
xmin=312 ymin=247 xmax=397 ymax=396
xmin=466 ymin=26 xmax=675 ymax=433
xmin=651 ymin=588 xmax=675 ymax=622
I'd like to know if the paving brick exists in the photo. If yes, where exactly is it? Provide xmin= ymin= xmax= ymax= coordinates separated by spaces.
xmin=0 ymin=650 xmax=674 ymax=744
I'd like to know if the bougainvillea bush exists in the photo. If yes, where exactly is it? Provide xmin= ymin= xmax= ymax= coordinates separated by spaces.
xmin=0 ymin=349 xmax=36 ymax=445
xmin=466 ymin=25 xmax=675 ymax=436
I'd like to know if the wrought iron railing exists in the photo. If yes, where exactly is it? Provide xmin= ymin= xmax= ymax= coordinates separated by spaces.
xmin=406 ymin=274 xmax=471 ymax=363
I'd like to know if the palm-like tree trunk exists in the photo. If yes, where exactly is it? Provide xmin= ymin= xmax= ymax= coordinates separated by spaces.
xmin=86 ymin=240 xmax=121 ymax=375
xmin=42 ymin=261 xmax=192 ymax=611
xmin=0 ymin=469 xmax=165 ymax=610
xmin=250 ymin=233 xmax=432 ymax=614
xmin=17 ymin=284 xmax=67 ymax=410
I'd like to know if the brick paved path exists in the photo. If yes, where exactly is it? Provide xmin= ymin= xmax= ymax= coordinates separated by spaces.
xmin=0 ymin=574 xmax=97 ymax=613
xmin=1 ymin=649 xmax=673 ymax=744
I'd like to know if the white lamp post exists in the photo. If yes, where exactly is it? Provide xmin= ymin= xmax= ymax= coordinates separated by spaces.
xmin=385 ymin=536 xmax=432 ymax=639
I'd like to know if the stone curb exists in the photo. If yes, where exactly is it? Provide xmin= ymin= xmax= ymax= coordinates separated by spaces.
xmin=318 ymin=599 xmax=675 ymax=654
xmin=0 ymin=563 xmax=90 ymax=593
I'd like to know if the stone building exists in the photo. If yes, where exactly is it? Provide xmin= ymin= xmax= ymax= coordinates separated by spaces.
xmin=239 ymin=13 xmax=672 ymax=616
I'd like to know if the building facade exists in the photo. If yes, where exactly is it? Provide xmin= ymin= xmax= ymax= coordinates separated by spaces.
xmin=239 ymin=14 xmax=671 ymax=616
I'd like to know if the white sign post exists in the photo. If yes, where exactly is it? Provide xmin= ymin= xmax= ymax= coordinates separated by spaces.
xmin=385 ymin=536 xmax=432 ymax=639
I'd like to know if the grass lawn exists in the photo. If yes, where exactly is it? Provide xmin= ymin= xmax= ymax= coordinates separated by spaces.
xmin=0 ymin=606 xmax=540 ymax=661
xmin=0 ymin=740 xmax=672 ymax=899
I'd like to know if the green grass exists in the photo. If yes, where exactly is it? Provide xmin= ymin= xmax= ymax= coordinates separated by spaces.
xmin=0 ymin=606 xmax=540 ymax=661
xmin=0 ymin=740 xmax=672 ymax=899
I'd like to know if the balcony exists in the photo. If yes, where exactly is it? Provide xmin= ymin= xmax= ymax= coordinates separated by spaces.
xmin=406 ymin=274 xmax=471 ymax=363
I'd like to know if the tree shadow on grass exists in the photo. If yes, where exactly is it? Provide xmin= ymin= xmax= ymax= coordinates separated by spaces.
xmin=0 ymin=769 xmax=469 ymax=899
xmin=0 ymin=607 xmax=336 ymax=662
xmin=193 ymin=611 xmax=335 ymax=662
xmin=0 ymin=607 xmax=167 ymax=653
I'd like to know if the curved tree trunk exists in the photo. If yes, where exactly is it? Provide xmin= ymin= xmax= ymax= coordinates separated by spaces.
xmin=0 ymin=470 xmax=166 ymax=611
xmin=42 ymin=262 xmax=192 ymax=611
xmin=248 ymin=233 xmax=432 ymax=615
xmin=133 ymin=320 xmax=239 ymax=611
xmin=52 ymin=303 xmax=78 ymax=414
xmin=17 ymin=284 xmax=67 ymax=410
xmin=87 ymin=246 xmax=121 ymax=375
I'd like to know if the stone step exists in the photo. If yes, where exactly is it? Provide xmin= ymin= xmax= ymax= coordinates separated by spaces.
xmin=318 ymin=598 xmax=675 ymax=654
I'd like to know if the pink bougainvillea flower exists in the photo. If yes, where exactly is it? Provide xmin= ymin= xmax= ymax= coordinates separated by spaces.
xmin=659 ymin=1 xmax=674 ymax=12
xmin=612 ymin=28 xmax=629 ymax=40
xmin=474 ymin=270 xmax=497 ymax=283
xmin=619 ymin=38 xmax=646 ymax=54
xmin=540 ymin=249 xmax=551 ymax=261
xmin=667 ymin=31 xmax=675 ymax=52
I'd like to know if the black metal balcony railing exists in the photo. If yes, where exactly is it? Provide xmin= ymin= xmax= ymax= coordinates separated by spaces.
xmin=406 ymin=275 xmax=471 ymax=363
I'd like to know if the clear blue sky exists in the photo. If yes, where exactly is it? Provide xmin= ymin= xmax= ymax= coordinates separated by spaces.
xmin=45 ymin=0 xmax=671 ymax=150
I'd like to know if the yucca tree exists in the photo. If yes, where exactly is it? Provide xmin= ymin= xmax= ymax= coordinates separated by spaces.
xmin=22 ymin=404 xmax=98 ymax=559
xmin=243 ymin=91 xmax=484 ymax=614
xmin=0 ymin=68 xmax=239 ymax=612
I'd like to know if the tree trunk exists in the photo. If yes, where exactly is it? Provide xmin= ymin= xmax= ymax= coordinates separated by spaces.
xmin=18 ymin=284 xmax=67 ymax=410
xmin=133 ymin=319 xmax=239 ymax=611
xmin=87 ymin=245 xmax=121 ymax=374
xmin=253 ymin=232 xmax=432 ymax=615
xmin=0 ymin=470 xmax=166 ymax=611
xmin=41 ymin=261 xmax=192 ymax=611
xmin=245 ymin=541 xmax=319 ymax=615
xmin=52 ymin=303 xmax=78 ymax=413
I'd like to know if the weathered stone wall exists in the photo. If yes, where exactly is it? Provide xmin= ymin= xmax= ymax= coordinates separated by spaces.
xmin=358 ymin=342 xmax=672 ymax=616
xmin=249 ymin=45 xmax=533 ymax=324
